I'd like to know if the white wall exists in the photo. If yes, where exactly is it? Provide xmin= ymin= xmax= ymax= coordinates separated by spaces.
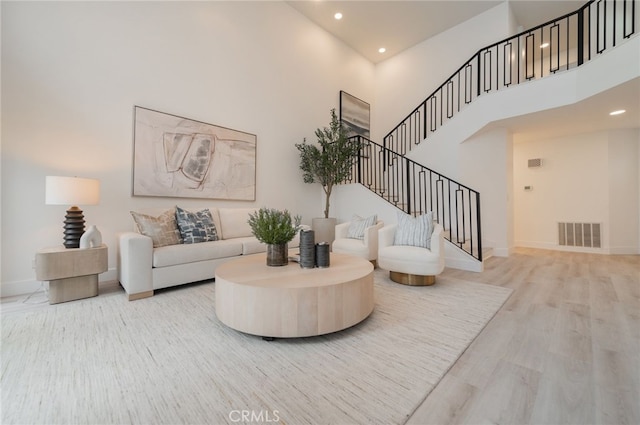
xmin=0 ymin=1 xmax=374 ymax=296
xmin=608 ymin=130 xmax=640 ymax=254
xmin=426 ymin=39 xmax=638 ymax=254
xmin=514 ymin=133 xmax=609 ymax=251
xmin=339 ymin=2 xmax=639 ymax=259
xmin=460 ymin=127 xmax=514 ymax=256
xmin=514 ymin=129 xmax=639 ymax=254
xmin=332 ymin=184 xmax=400 ymax=229
xmin=336 ymin=2 xmax=516 ymax=258
xmin=373 ymin=2 xmax=513 ymax=142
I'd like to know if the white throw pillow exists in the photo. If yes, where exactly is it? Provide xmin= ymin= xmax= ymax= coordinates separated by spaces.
xmin=347 ymin=214 xmax=377 ymax=240
xmin=393 ymin=211 xmax=434 ymax=249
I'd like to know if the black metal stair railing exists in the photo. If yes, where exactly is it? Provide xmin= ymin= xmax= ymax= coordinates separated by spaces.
xmin=345 ymin=0 xmax=636 ymax=263
xmin=384 ymin=0 xmax=637 ymax=156
xmin=349 ymin=136 xmax=483 ymax=261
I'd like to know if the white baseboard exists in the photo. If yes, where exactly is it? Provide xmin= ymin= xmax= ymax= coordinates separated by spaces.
xmin=1 ymin=268 xmax=118 ymax=298
xmin=608 ymin=246 xmax=640 ymax=255
xmin=1 ymin=279 xmax=43 ymax=299
xmin=515 ymin=240 xmax=607 ymax=254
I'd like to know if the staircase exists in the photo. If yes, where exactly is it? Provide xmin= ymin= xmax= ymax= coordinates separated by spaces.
xmin=349 ymin=137 xmax=483 ymax=260
xmin=348 ymin=0 xmax=637 ymax=265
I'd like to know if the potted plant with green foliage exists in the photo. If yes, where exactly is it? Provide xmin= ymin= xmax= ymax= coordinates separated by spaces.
xmin=248 ymin=207 xmax=301 ymax=266
xmin=295 ymin=108 xmax=362 ymax=243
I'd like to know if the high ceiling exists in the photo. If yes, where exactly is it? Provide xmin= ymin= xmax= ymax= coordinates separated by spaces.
xmin=287 ymin=0 xmax=582 ymax=64
xmin=287 ymin=0 xmax=639 ymax=141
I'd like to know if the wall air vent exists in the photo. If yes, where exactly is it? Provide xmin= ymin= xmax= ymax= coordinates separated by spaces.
xmin=528 ymin=158 xmax=542 ymax=168
xmin=558 ymin=222 xmax=601 ymax=248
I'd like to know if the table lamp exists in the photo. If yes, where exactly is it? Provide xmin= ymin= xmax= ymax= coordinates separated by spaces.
xmin=45 ymin=176 xmax=100 ymax=248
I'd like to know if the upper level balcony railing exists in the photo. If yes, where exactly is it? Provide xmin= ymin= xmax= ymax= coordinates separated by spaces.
xmin=383 ymin=0 xmax=637 ymax=156
xmin=346 ymin=0 xmax=636 ymax=263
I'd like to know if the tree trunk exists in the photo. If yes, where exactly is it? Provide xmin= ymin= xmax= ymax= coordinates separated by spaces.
xmin=324 ymin=185 xmax=332 ymax=219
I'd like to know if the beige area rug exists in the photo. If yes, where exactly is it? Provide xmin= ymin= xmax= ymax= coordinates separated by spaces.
xmin=1 ymin=269 xmax=512 ymax=425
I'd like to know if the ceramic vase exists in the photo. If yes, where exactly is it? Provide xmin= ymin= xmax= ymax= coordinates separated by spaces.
xmin=79 ymin=225 xmax=102 ymax=249
xmin=315 ymin=242 xmax=330 ymax=268
xmin=299 ymin=229 xmax=316 ymax=268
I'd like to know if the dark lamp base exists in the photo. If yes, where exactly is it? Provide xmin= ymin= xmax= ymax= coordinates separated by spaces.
xmin=63 ymin=206 xmax=85 ymax=249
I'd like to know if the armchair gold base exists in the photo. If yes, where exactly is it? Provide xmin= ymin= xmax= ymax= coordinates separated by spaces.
xmin=389 ymin=271 xmax=435 ymax=286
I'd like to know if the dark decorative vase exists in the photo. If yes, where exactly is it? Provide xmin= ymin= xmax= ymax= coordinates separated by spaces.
xmin=316 ymin=242 xmax=330 ymax=268
xmin=299 ymin=229 xmax=316 ymax=268
xmin=266 ymin=244 xmax=288 ymax=266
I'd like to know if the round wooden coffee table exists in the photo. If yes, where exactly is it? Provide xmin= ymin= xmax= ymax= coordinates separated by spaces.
xmin=215 ymin=253 xmax=374 ymax=338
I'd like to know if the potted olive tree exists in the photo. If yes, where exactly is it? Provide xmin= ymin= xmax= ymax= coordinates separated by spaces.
xmin=248 ymin=207 xmax=301 ymax=266
xmin=295 ymin=108 xmax=362 ymax=244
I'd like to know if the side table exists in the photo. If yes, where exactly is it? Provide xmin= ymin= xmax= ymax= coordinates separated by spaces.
xmin=35 ymin=244 xmax=108 ymax=304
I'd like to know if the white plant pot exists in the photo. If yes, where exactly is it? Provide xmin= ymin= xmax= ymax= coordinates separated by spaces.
xmin=312 ymin=217 xmax=337 ymax=246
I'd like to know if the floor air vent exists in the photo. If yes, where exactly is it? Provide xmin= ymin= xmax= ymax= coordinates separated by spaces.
xmin=558 ymin=222 xmax=601 ymax=248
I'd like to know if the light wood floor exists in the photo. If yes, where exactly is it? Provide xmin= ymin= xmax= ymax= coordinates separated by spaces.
xmin=408 ymin=247 xmax=640 ymax=425
xmin=3 ymin=248 xmax=638 ymax=424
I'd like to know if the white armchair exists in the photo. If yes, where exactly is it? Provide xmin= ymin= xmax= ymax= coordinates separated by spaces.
xmin=378 ymin=223 xmax=445 ymax=286
xmin=332 ymin=219 xmax=384 ymax=266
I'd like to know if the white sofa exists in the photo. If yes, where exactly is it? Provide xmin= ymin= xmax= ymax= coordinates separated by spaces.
xmin=117 ymin=207 xmax=299 ymax=300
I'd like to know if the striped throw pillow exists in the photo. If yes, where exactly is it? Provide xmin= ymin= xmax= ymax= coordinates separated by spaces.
xmin=393 ymin=211 xmax=434 ymax=249
xmin=347 ymin=214 xmax=377 ymax=240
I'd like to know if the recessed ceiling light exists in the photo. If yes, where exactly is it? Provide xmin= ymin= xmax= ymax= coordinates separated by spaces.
xmin=540 ymin=42 xmax=550 ymax=48
xmin=609 ymin=109 xmax=626 ymax=115
xmin=378 ymin=47 xmax=386 ymax=53
xmin=334 ymin=12 xmax=342 ymax=20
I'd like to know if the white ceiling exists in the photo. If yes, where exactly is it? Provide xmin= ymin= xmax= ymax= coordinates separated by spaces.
xmin=286 ymin=0 xmax=582 ymax=64
xmin=286 ymin=0 xmax=639 ymax=141
xmin=490 ymin=77 xmax=640 ymax=143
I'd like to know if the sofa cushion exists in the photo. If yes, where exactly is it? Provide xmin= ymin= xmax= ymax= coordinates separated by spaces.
xmin=332 ymin=237 xmax=368 ymax=257
xmin=237 ymin=236 xmax=266 ymax=255
xmin=378 ymin=244 xmax=441 ymax=276
xmin=130 ymin=207 xmax=181 ymax=247
xmin=218 ymin=208 xmax=256 ymax=240
xmin=394 ymin=211 xmax=434 ymax=249
xmin=347 ymin=214 xmax=377 ymax=240
xmin=152 ymin=239 xmax=243 ymax=268
xmin=175 ymin=206 xmax=218 ymax=244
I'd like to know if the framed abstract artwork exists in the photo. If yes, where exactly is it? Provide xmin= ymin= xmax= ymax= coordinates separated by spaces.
xmin=339 ymin=91 xmax=370 ymax=138
xmin=132 ymin=106 xmax=256 ymax=200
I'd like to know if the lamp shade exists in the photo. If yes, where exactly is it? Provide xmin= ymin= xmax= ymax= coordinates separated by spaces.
xmin=45 ymin=176 xmax=100 ymax=206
